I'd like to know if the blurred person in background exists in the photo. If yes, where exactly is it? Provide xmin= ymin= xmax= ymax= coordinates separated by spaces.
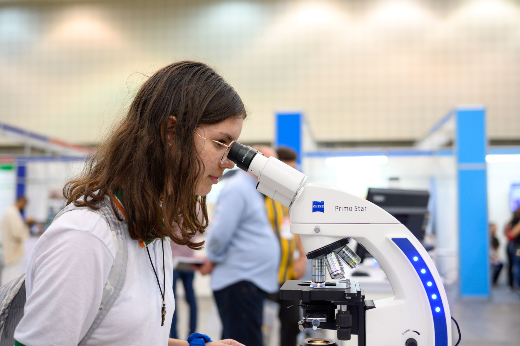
xmin=169 ymin=215 xmax=200 ymax=339
xmin=489 ymin=222 xmax=503 ymax=286
xmin=267 ymin=146 xmax=307 ymax=346
xmin=0 ymin=196 xmax=34 ymax=285
xmin=505 ymin=206 xmax=520 ymax=291
xmin=199 ymin=146 xmax=280 ymax=346
xmin=506 ymin=223 xmax=515 ymax=290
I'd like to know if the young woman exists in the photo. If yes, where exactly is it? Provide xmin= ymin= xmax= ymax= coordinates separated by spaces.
xmin=14 ymin=61 xmax=246 ymax=346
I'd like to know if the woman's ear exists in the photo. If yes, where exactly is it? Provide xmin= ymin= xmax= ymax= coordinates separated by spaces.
xmin=167 ymin=116 xmax=176 ymax=143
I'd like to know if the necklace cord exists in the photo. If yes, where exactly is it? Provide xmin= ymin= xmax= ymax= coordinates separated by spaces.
xmin=146 ymin=239 xmax=166 ymax=326
xmin=146 ymin=240 xmax=166 ymax=301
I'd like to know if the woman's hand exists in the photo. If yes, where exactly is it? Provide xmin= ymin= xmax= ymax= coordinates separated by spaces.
xmin=168 ymin=336 xmax=244 ymax=346
xmin=207 ymin=340 xmax=245 ymax=346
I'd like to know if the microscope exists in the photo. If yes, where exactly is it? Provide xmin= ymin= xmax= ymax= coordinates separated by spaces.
xmin=227 ymin=143 xmax=452 ymax=346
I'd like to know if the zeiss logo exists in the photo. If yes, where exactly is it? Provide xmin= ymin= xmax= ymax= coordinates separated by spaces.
xmin=312 ymin=201 xmax=325 ymax=213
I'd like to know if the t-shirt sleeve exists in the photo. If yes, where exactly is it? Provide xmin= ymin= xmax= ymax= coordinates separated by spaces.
xmin=14 ymin=213 xmax=114 ymax=345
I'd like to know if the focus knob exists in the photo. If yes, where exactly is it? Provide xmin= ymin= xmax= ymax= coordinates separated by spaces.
xmin=405 ymin=338 xmax=418 ymax=346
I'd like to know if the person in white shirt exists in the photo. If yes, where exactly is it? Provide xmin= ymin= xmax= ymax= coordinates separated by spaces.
xmin=14 ymin=61 xmax=246 ymax=346
xmin=0 ymin=196 xmax=34 ymax=285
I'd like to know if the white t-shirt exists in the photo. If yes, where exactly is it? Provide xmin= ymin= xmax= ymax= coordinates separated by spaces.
xmin=14 ymin=209 xmax=175 ymax=346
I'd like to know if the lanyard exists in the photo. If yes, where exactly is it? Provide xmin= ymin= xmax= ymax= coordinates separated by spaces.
xmin=111 ymin=192 xmax=167 ymax=326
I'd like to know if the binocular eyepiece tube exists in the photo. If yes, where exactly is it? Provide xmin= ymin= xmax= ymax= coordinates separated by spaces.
xmin=226 ymin=142 xmax=307 ymax=209
xmin=227 ymin=142 xmax=259 ymax=172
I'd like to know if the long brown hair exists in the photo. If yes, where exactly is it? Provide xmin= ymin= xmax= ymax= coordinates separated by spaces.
xmin=64 ymin=61 xmax=246 ymax=249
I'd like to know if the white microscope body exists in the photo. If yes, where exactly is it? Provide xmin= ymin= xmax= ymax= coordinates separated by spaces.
xmin=291 ymin=184 xmax=452 ymax=346
xmin=227 ymin=143 xmax=452 ymax=346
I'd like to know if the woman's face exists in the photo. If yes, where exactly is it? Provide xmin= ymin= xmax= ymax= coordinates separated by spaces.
xmin=194 ymin=116 xmax=244 ymax=196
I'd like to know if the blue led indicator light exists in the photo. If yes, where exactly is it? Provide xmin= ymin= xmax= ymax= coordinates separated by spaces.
xmin=393 ymin=238 xmax=447 ymax=346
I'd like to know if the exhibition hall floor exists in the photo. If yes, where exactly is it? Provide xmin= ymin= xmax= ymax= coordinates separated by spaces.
xmin=450 ymin=285 xmax=520 ymax=346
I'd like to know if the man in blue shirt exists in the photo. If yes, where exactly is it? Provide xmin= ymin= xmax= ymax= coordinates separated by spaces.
xmin=199 ymin=146 xmax=280 ymax=346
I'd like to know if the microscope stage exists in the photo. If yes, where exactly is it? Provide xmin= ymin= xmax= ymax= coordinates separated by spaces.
xmin=280 ymin=279 xmax=365 ymax=303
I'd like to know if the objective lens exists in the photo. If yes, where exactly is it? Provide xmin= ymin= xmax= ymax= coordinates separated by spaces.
xmin=336 ymin=245 xmax=361 ymax=269
xmin=311 ymin=258 xmax=326 ymax=284
xmin=324 ymin=252 xmax=344 ymax=279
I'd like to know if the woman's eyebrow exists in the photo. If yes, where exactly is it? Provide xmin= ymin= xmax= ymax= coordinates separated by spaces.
xmin=218 ymin=132 xmax=233 ymax=142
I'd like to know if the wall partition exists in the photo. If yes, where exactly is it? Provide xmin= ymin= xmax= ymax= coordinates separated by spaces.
xmin=276 ymin=107 xmax=517 ymax=299
xmin=2 ymin=0 xmax=520 ymax=146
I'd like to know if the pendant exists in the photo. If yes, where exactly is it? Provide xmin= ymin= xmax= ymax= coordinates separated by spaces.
xmin=161 ymin=301 xmax=166 ymax=326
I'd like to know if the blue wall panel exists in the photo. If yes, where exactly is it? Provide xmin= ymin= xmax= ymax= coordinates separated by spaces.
xmin=16 ymin=164 xmax=26 ymax=198
xmin=275 ymin=112 xmax=302 ymax=166
xmin=457 ymin=110 xmax=486 ymax=164
xmin=458 ymin=169 xmax=489 ymax=296
xmin=456 ymin=108 xmax=489 ymax=298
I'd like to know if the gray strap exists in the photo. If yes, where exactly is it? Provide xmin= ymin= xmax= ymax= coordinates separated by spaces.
xmin=54 ymin=196 xmax=128 ymax=345
xmin=0 ymin=273 xmax=26 ymax=339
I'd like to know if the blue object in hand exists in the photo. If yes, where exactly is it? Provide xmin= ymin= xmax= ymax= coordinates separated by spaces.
xmin=188 ymin=333 xmax=213 ymax=346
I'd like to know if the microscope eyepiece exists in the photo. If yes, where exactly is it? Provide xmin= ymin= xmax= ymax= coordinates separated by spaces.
xmin=227 ymin=141 xmax=307 ymax=208
xmin=227 ymin=142 xmax=259 ymax=171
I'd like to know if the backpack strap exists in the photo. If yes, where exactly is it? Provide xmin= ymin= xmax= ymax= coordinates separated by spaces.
xmin=0 ymin=273 xmax=26 ymax=341
xmin=53 ymin=195 xmax=128 ymax=345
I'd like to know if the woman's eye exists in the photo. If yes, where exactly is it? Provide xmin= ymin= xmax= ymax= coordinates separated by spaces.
xmin=213 ymin=141 xmax=226 ymax=149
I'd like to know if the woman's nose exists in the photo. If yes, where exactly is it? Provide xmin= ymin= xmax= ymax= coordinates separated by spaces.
xmin=221 ymin=158 xmax=235 ymax=169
